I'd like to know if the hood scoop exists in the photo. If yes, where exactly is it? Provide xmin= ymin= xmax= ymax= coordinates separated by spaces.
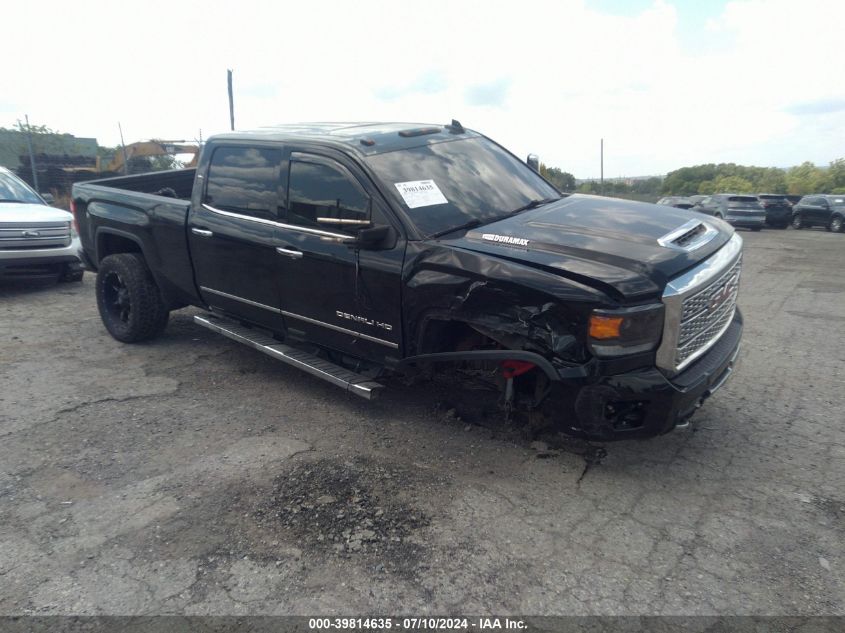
xmin=657 ymin=219 xmax=719 ymax=252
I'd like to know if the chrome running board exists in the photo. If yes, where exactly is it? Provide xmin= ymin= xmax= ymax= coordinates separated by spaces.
xmin=193 ymin=313 xmax=383 ymax=400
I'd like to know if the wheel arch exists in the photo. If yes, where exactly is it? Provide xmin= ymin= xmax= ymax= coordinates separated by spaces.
xmin=95 ymin=227 xmax=144 ymax=264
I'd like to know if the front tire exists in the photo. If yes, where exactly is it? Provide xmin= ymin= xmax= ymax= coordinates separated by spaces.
xmin=792 ymin=214 xmax=804 ymax=229
xmin=96 ymin=253 xmax=169 ymax=342
xmin=829 ymin=215 xmax=843 ymax=233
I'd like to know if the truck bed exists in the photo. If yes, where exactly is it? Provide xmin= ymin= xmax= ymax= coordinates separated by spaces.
xmin=72 ymin=169 xmax=200 ymax=309
xmin=85 ymin=168 xmax=196 ymax=199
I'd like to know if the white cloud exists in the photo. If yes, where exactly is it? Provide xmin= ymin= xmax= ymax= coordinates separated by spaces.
xmin=2 ymin=0 xmax=843 ymax=177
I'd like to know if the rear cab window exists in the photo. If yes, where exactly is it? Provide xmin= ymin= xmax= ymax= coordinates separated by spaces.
xmin=204 ymin=146 xmax=282 ymax=221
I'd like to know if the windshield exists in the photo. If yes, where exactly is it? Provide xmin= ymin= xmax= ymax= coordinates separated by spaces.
xmin=365 ymin=137 xmax=559 ymax=237
xmin=0 ymin=171 xmax=42 ymax=204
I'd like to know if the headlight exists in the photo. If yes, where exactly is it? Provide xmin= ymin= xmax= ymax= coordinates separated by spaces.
xmin=588 ymin=304 xmax=664 ymax=357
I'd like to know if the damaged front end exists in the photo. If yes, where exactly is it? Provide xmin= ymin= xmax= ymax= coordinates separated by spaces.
xmin=396 ymin=240 xmax=743 ymax=441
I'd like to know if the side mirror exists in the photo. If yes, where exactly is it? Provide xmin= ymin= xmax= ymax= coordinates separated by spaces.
xmin=40 ymin=193 xmax=55 ymax=205
xmin=344 ymin=224 xmax=391 ymax=250
xmin=526 ymin=154 xmax=540 ymax=173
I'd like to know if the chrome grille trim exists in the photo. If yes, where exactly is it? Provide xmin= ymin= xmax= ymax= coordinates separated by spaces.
xmin=0 ymin=221 xmax=71 ymax=250
xmin=656 ymin=233 xmax=743 ymax=374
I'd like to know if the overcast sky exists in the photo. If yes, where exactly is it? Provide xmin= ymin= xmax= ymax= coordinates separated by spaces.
xmin=2 ymin=0 xmax=843 ymax=178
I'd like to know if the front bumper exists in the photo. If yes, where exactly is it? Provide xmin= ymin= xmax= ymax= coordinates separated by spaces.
xmin=570 ymin=309 xmax=743 ymax=440
xmin=0 ymin=236 xmax=83 ymax=278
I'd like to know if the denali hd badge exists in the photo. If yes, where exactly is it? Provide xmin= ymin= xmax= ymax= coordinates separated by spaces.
xmin=336 ymin=311 xmax=393 ymax=332
xmin=481 ymin=233 xmax=529 ymax=247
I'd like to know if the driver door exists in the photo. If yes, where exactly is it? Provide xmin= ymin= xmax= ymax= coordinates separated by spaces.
xmin=274 ymin=151 xmax=404 ymax=362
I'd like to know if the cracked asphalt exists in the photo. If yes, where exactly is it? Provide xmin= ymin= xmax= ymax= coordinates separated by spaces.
xmin=1 ymin=228 xmax=843 ymax=616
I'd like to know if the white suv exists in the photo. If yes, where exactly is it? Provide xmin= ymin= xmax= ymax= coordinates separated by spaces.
xmin=0 ymin=167 xmax=84 ymax=283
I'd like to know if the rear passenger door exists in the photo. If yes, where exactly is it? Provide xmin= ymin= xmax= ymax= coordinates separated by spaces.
xmin=816 ymin=197 xmax=832 ymax=224
xmin=801 ymin=197 xmax=822 ymax=225
xmin=188 ymin=144 xmax=287 ymax=331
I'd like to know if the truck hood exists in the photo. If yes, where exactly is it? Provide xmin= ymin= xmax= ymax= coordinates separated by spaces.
xmin=0 ymin=202 xmax=72 ymax=224
xmin=444 ymin=194 xmax=734 ymax=300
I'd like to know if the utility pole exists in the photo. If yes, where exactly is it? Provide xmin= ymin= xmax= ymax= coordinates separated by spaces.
xmin=600 ymin=138 xmax=604 ymax=196
xmin=23 ymin=115 xmax=40 ymax=192
xmin=118 ymin=122 xmax=130 ymax=175
xmin=227 ymin=69 xmax=235 ymax=131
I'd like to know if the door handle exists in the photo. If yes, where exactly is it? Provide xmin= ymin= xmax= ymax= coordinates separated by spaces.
xmin=276 ymin=247 xmax=303 ymax=259
xmin=191 ymin=228 xmax=213 ymax=237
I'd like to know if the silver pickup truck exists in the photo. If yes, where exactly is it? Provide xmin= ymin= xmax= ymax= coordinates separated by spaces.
xmin=0 ymin=167 xmax=84 ymax=283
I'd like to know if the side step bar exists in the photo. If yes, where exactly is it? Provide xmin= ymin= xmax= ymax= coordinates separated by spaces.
xmin=193 ymin=314 xmax=383 ymax=400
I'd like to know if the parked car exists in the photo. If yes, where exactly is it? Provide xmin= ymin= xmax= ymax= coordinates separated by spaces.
xmin=72 ymin=122 xmax=743 ymax=441
xmin=0 ymin=166 xmax=84 ymax=283
xmin=656 ymin=196 xmax=694 ymax=209
xmin=756 ymin=194 xmax=792 ymax=229
xmin=657 ymin=196 xmax=693 ymax=209
xmin=692 ymin=194 xmax=766 ymax=230
xmin=790 ymin=195 xmax=845 ymax=232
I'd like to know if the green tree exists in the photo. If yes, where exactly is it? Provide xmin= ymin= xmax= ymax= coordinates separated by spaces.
xmin=540 ymin=164 xmax=576 ymax=191
xmin=755 ymin=168 xmax=787 ymax=193
xmin=827 ymin=158 xmax=845 ymax=191
xmin=785 ymin=162 xmax=829 ymax=194
xmin=712 ymin=175 xmax=755 ymax=193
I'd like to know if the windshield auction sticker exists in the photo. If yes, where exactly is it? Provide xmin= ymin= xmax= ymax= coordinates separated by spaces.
xmin=394 ymin=180 xmax=448 ymax=209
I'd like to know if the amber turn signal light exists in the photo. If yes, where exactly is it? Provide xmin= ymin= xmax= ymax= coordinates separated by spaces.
xmin=589 ymin=315 xmax=624 ymax=339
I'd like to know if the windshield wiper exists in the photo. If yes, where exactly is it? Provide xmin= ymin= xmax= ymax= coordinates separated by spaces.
xmin=509 ymin=197 xmax=561 ymax=215
xmin=430 ymin=218 xmax=485 ymax=239
xmin=430 ymin=197 xmax=562 ymax=239
xmin=0 ymin=199 xmax=25 ymax=203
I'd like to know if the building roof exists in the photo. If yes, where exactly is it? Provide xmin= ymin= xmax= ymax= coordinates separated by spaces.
xmin=0 ymin=130 xmax=98 ymax=169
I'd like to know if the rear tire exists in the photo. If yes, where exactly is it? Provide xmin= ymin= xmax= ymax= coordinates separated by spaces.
xmin=832 ymin=215 xmax=845 ymax=233
xmin=791 ymin=214 xmax=804 ymax=229
xmin=96 ymin=253 xmax=169 ymax=343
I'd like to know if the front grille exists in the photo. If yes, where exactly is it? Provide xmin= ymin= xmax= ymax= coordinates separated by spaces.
xmin=655 ymin=233 xmax=744 ymax=374
xmin=676 ymin=256 xmax=741 ymax=365
xmin=0 ymin=222 xmax=71 ymax=250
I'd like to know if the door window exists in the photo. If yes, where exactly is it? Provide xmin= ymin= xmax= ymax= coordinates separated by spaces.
xmin=204 ymin=146 xmax=282 ymax=221
xmin=287 ymin=159 xmax=369 ymax=231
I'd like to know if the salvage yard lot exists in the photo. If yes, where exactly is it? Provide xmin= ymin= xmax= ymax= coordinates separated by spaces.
xmin=1 ymin=228 xmax=843 ymax=615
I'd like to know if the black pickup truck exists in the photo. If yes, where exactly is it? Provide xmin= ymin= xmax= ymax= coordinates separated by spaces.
xmin=72 ymin=122 xmax=743 ymax=440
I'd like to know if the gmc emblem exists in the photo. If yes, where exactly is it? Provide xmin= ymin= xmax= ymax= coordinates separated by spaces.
xmin=709 ymin=275 xmax=738 ymax=311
